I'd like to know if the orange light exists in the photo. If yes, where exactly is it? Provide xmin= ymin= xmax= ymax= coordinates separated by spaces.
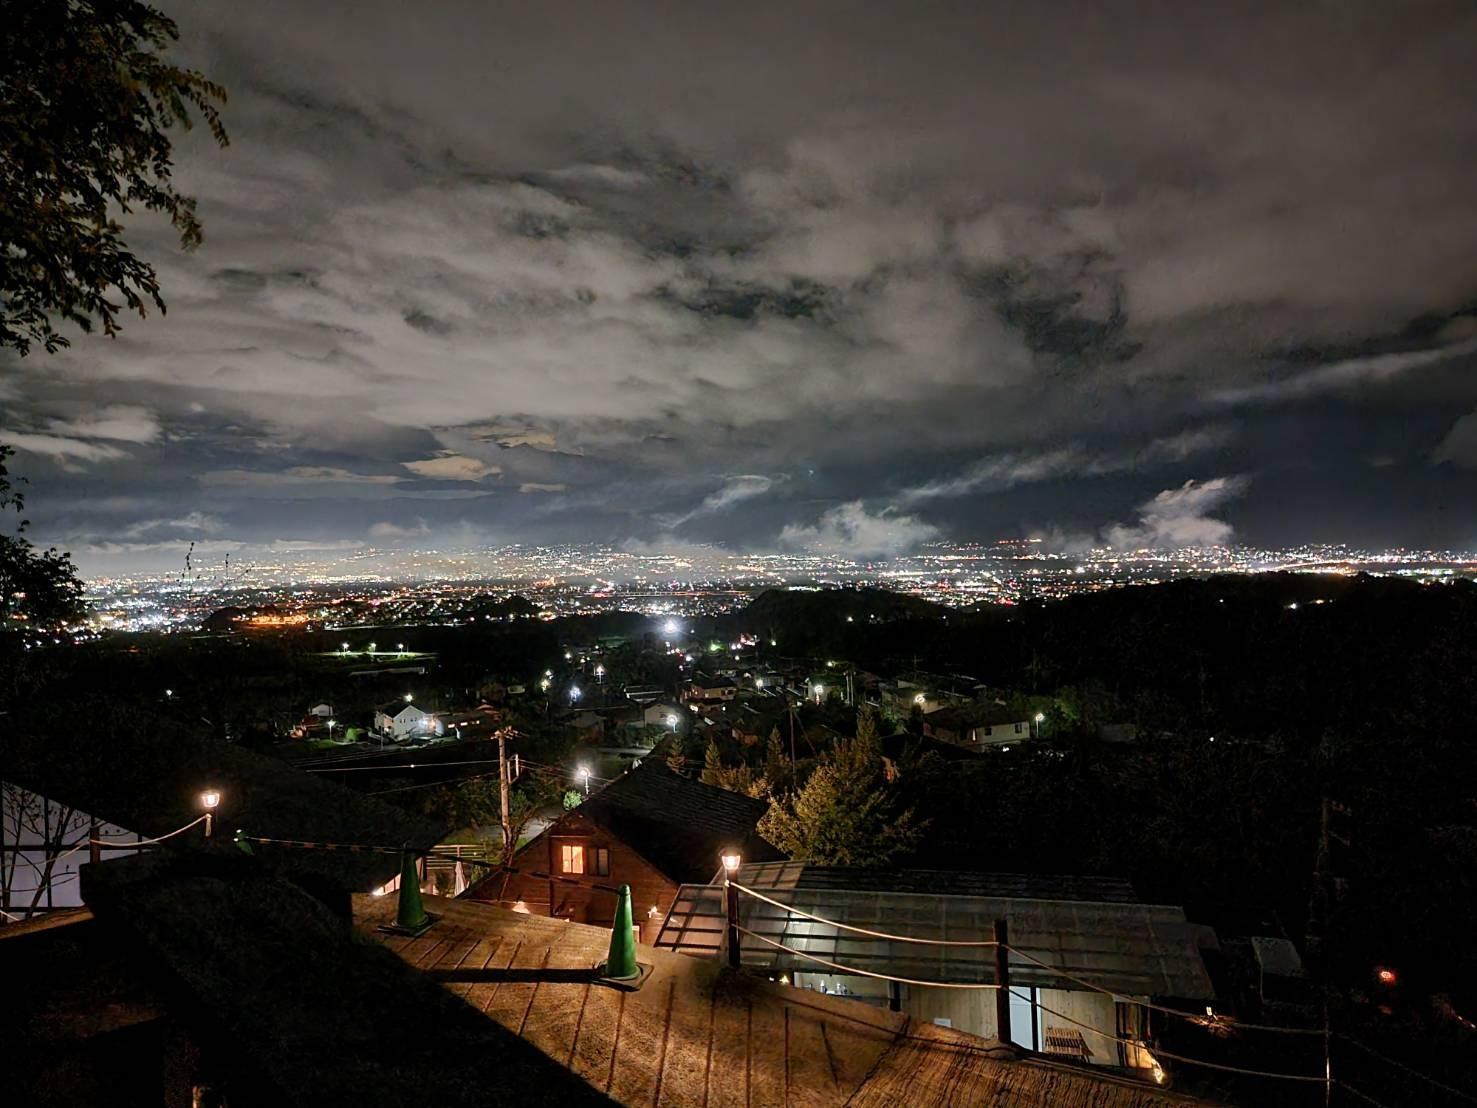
xmin=1377 ymin=968 xmax=1397 ymax=985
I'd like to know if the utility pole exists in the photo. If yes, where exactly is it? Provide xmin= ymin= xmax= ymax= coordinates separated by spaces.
xmin=497 ymin=728 xmax=513 ymax=863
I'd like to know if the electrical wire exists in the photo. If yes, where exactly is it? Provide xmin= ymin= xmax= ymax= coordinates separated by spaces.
xmin=732 ymin=881 xmax=1000 ymax=947
xmin=1336 ymin=1080 xmax=1393 ymax=1108
xmin=1336 ymin=1033 xmax=1477 ymax=1105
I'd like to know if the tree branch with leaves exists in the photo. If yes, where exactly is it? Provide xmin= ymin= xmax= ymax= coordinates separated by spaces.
xmin=1 ymin=0 xmax=228 ymax=356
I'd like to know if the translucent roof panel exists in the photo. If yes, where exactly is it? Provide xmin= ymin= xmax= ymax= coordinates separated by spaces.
xmin=655 ymin=869 xmax=1214 ymax=1000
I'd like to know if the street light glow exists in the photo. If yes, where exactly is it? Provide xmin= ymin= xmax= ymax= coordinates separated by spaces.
xmin=199 ymin=789 xmax=221 ymax=810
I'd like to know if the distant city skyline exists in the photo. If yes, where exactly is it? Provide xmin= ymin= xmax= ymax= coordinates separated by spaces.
xmin=4 ymin=1 xmax=1477 ymax=565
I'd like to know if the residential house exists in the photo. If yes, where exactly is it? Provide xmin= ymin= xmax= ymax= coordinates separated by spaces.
xmin=307 ymin=703 xmax=335 ymax=718
xmin=373 ymin=699 xmax=441 ymax=739
xmin=684 ymin=674 xmax=738 ymax=704
xmin=461 ymin=759 xmax=782 ymax=942
xmin=436 ymin=703 xmax=503 ymax=741
xmin=923 ymin=706 xmax=1033 ymax=749
xmin=657 ymin=862 xmax=1217 ymax=1077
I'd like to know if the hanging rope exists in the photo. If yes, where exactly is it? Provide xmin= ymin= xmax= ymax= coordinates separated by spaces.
xmin=1002 ymin=942 xmax=1326 ymax=1035
xmin=736 ymin=925 xmax=1000 ymax=990
xmin=1015 ymin=988 xmax=1328 ymax=1085
xmin=91 ymin=815 xmax=208 ymax=847
xmin=732 ymin=881 xmax=999 ymax=946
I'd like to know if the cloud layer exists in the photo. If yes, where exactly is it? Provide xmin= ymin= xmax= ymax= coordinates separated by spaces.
xmin=2 ymin=0 xmax=1476 ymax=570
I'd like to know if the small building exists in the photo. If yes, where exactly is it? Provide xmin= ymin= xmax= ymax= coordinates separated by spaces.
xmin=461 ymin=760 xmax=782 ymax=941
xmin=307 ymin=702 xmax=335 ymax=719
xmin=684 ymin=675 xmax=738 ymax=704
xmin=923 ymin=707 xmax=1032 ymax=749
xmin=373 ymin=699 xmax=441 ymax=739
xmin=656 ymin=862 xmax=1216 ymax=1077
xmin=642 ymin=702 xmax=686 ymax=731
xmin=437 ymin=703 xmax=503 ymax=741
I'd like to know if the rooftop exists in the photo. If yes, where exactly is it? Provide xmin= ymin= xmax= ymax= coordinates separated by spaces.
xmin=655 ymin=862 xmax=1215 ymax=1000
xmin=356 ymin=892 xmax=1207 ymax=1107
xmin=467 ymin=760 xmax=781 ymax=891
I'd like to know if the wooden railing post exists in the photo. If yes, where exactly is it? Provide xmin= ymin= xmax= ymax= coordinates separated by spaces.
xmin=994 ymin=918 xmax=1011 ymax=1046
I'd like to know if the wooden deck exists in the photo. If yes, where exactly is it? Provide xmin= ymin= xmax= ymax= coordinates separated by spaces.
xmin=356 ymin=894 xmax=1207 ymax=1107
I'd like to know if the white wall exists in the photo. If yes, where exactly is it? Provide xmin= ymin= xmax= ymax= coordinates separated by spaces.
xmin=1 ymin=782 xmax=142 ymax=922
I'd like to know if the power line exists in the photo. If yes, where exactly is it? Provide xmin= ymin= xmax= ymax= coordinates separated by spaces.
xmin=1336 ymin=1033 xmax=1477 ymax=1105
xmin=1336 ymin=1080 xmax=1392 ymax=1108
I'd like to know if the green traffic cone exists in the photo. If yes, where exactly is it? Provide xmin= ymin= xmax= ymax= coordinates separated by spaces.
xmin=603 ymin=884 xmax=639 ymax=980
xmin=396 ymin=846 xmax=430 ymax=932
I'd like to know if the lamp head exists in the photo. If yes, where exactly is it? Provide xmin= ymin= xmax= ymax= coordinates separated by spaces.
xmin=199 ymin=789 xmax=222 ymax=811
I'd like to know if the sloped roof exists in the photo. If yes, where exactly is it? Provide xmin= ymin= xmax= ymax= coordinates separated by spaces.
xmin=78 ymin=853 xmax=607 ymax=1108
xmin=0 ymin=720 xmax=442 ymax=893
xmin=356 ymin=893 xmax=1209 ymax=1107
xmin=555 ymin=760 xmax=782 ymax=884
xmin=656 ymin=863 xmax=1214 ymax=1000
xmin=746 ymin=861 xmax=1140 ymax=902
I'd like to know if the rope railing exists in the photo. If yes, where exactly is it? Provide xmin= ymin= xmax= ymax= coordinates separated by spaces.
xmin=1001 ymin=941 xmax=1326 ymax=1035
xmin=729 ymin=882 xmax=1325 ymax=1037
xmin=731 ymin=881 xmax=1000 ymax=946
xmin=736 ymin=925 xmax=1001 ymax=990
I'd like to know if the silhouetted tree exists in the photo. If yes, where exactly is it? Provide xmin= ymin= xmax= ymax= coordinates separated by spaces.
xmin=0 ymin=446 xmax=83 ymax=632
xmin=1 ymin=0 xmax=228 ymax=355
xmin=759 ymin=708 xmax=924 ymax=866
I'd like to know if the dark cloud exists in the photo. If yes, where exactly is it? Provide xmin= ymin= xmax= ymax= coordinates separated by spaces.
xmin=4 ymin=0 xmax=1477 ymax=572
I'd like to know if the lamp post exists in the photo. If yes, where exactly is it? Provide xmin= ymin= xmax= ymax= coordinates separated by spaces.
xmin=199 ymin=789 xmax=222 ymax=839
xmin=666 ymin=713 xmax=680 ymax=733
xmin=577 ymin=766 xmax=591 ymax=796
xmin=721 ymin=849 xmax=742 ymax=969
xmin=1032 ymin=711 xmax=1045 ymax=739
xmin=327 ymin=718 xmax=337 ymax=742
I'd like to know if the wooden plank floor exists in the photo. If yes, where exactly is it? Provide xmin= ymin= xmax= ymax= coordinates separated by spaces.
xmin=357 ymin=895 xmax=1207 ymax=1108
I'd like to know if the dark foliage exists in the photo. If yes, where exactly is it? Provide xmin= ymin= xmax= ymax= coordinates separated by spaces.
xmin=0 ymin=0 xmax=228 ymax=355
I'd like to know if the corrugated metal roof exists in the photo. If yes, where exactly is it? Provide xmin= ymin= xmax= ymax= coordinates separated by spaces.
xmin=356 ymin=894 xmax=1211 ymax=1107
xmin=655 ymin=866 xmax=1214 ymax=1001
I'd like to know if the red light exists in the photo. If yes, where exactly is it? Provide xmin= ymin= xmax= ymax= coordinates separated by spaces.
xmin=1377 ymin=968 xmax=1397 ymax=986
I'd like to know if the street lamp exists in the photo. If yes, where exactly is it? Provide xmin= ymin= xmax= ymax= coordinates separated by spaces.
xmin=368 ymin=641 xmax=376 ymax=654
xmin=666 ymin=713 xmax=680 ymax=732
xmin=569 ymin=685 xmax=582 ymax=703
xmin=404 ymin=692 xmax=413 ymax=702
xmin=164 ymin=688 xmax=173 ymax=699
xmin=813 ymin=683 xmax=824 ymax=703
xmin=199 ymin=789 xmax=221 ymax=839
xmin=341 ymin=642 xmax=350 ymax=652
xmin=327 ymin=718 xmax=337 ymax=741
xmin=577 ymin=765 xmax=591 ymax=795
xmin=594 ymin=664 xmax=605 ymax=683
xmin=397 ymin=642 xmax=405 ymax=652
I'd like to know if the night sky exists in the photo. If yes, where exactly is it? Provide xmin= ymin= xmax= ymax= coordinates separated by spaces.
xmin=3 ymin=0 xmax=1477 ymax=574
